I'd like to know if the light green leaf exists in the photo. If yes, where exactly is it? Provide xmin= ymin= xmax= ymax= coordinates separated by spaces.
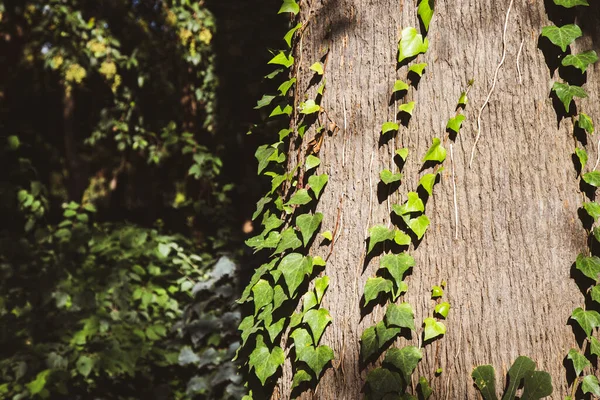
xmin=419 ymin=376 xmax=433 ymax=399
xmin=368 ymin=225 xmax=395 ymax=254
xmin=382 ymin=122 xmax=400 ymax=134
xmin=267 ymin=318 xmax=286 ymax=342
xmin=364 ymin=277 xmax=393 ymax=306
xmin=380 ymin=169 xmax=403 ymax=184
xmin=278 ymin=128 xmax=293 ymax=140
xmin=252 ymin=279 xmax=274 ymax=315
xmin=583 ymin=202 xmax=600 ymax=221
xmin=238 ymin=259 xmax=277 ymax=303
xmin=541 ymin=24 xmax=582 ymax=52
xmin=394 ymin=229 xmax=412 ymax=246
xmin=294 ymin=332 xmax=334 ymax=377
xmin=76 ymin=356 xmax=94 ymax=377
xmin=472 ymin=365 xmax=498 ymax=400
xmin=380 ymin=253 xmax=415 ymax=288
xmin=404 ymin=214 xmax=430 ymax=239
xmin=366 ymin=368 xmax=403 ymax=395
xmin=268 ymin=51 xmax=295 ymax=68
xmin=300 ymin=99 xmax=321 ymax=114
xmin=591 ymin=336 xmax=600 ymax=357
xmin=305 ymin=155 xmax=321 ymax=172
xmin=292 ymin=369 xmax=312 ymax=389
xmin=446 ymin=114 xmax=466 ymax=134
xmin=583 ymin=171 xmax=600 ymax=186
xmin=296 ymin=212 xmax=323 ymax=246
xmin=310 ymin=62 xmax=324 ymax=75
xmin=278 ymin=78 xmax=297 ymax=96
xmin=393 ymin=192 xmax=424 ymax=216
xmin=302 ymin=291 xmax=318 ymax=313
xmin=384 ymin=346 xmax=423 ymax=386
xmin=417 ymin=0 xmax=434 ymax=32
xmin=287 ymin=189 xmax=313 ymax=207
xmin=279 ymin=253 xmax=312 ymax=297
xmin=567 ymin=348 xmax=590 ymax=376
xmin=521 ymin=371 xmax=553 ymax=400
xmin=562 ymin=50 xmax=598 ymax=73
xmin=590 ymin=285 xmax=600 ymax=304
xmin=273 ymin=284 xmax=288 ymax=311
xmin=26 ymin=369 xmax=52 ymax=395
xmin=419 ymin=169 xmax=443 ymax=195
xmin=582 ymin=375 xmax=600 ymax=396
xmin=270 ymin=104 xmax=293 ymax=117
xmin=398 ymin=101 xmax=416 ymax=115
xmin=315 ymin=276 xmax=330 ymax=303
xmin=408 ymin=63 xmax=427 ymax=77
xmin=394 ymin=80 xmax=409 ymax=93
xmin=398 ymin=27 xmax=429 ymax=63
xmin=552 ymin=81 xmax=587 ymax=112
xmin=554 ymin=0 xmax=589 ymax=8
xmin=396 ymin=148 xmax=409 ymax=161
xmin=273 ymin=227 xmax=302 ymax=254
xmin=501 ymin=356 xmax=536 ymax=400
xmin=431 ymin=285 xmax=443 ymax=298
xmin=303 ymin=308 xmax=332 ymax=344
xmin=423 ymin=317 xmax=446 ymax=341
xmin=308 ymin=173 xmax=328 ymax=199
xmin=422 ymin=137 xmax=446 ymax=163
xmin=458 ymin=91 xmax=468 ymax=106
xmin=283 ymin=23 xmax=302 ymax=47
xmin=321 ymin=231 xmax=333 ymax=241
xmin=578 ymin=113 xmax=594 ymax=134
xmin=255 ymin=95 xmax=276 ymax=109
xmin=571 ymin=307 xmax=600 ymax=337
xmin=278 ymin=0 xmax=300 ymax=15
xmin=575 ymin=147 xmax=588 ymax=172
xmin=317 ymin=79 xmax=326 ymax=95
xmin=385 ymin=303 xmax=415 ymax=330
xmin=575 ymin=253 xmax=600 ymax=281
xmin=255 ymin=145 xmax=276 ymax=174
xmin=249 ymin=335 xmax=285 ymax=385
xmin=434 ymin=302 xmax=450 ymax=319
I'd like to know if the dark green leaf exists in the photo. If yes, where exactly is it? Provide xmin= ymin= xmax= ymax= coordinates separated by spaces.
xmin=582 ymin=375 xmax=600 ymax=396
xmin=472 ymin=365 xmax=498 ymax=400
xmin=385 ymin=303 xmax=415 ymax=330
xmin=567 ymin=348 xmax=591 ymax=376
xmin=521 ymin=370 xmax=553 ymax=400
xmin=384 ymin=346 xmax=423 ymax=386
xmin=368 ymin=225 xmax=395 ymax=254
xmin=252 ymin=279 xmax=274 ymax=315
xmin=583 ymin=202 xmax=600 ymax=221
xmin=287 ymin=189 xmax=313 ymax=207
xmin=575 ymin=253 xmax=600 ymax=281
xmin=366 ymin=368 xmax=403 ymax=395
xmin=273 ymin=227 xmax=302 ymax=254
xmin=364 ymin=277 xmax=393 ymax=306
xmin=375 ymin=320 xmax=401 ymax=347
xmin=502 ymin=356 xmax=536 ymax=400
xmin=361 ymin=325 xmax=378 ymax=362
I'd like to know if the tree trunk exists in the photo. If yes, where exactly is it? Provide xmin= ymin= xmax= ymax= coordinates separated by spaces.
xmin=271 ymin=0 xmax=600 ymax=398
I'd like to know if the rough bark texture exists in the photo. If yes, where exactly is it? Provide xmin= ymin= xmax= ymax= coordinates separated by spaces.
xmin=273 ymin=0 xmax=600 ymax=398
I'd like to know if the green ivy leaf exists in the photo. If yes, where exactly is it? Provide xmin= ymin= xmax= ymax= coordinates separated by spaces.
xmin=384 ymin=346 xmax=423 ymax=387
xmin=562 ymin=50 xmax=598 ymax=73
xmin=305 ymin=155 xmax=321 ymax=171
xmin=396 ymin=148 xmax=409 ymax=161
xmin=279 ymin=253 xmax=312 ymax=297
xmin=308 ymin=173 xmax=328 ymax=199
xmin=382 ymin=122 xmax=400 ymax=134
xmin=321 ymin=231 xmax=332 ymax=241
xmin=375 ymin=320 xmax=401 ymax=348
xmin=398 ymin=101 xmax=416 ymax=115
xmin=431 ymin=285 xmax=444 ymax=298
xmin=393 ymin=192 xmax=424 ymax=216
xmin=446 ymin=114 xmax=466 ymax=134
xmin=255 ymin=145 xmax=276 ymax=174
xmin=571 ymin=307 xmax=600 ymax=337
xmin=408 ymin=63 xmax=427 ymax=77
xmin=278 ymin=128 xmax=293 ymax=140
xmin=300 ymin=99 xmax=321 ymax=114
xmin=303 ymin=308 xmax=332 ymax=345
xmin=472 ymin=365 xmax=498 ymax=400
xmin=594 ymin=227 xmax=600 ymax=243
xmin=590 ymin=285 xmax=600 ymax=304
xmin=380 ymin=253 xmax=415 ymax=288
xmin=255 ymin=94 xmax=276 ymax=109
xmin=238 ymin=259 xmax=277 ymax=303
xmin=310 ymin=62 xmax=324 ymax=75
xmin=26 ymin=369 xmax=52 ymax=395
xmin=287 ymin=189 xmax=313 ymax=207
xmin=317 ymin=79 xmax=326 ymax=95
xmin=583 ymin=202 xmax=600 ymax=221
xmin=270 ymin=104 xmax=293 ymax=117
xmin=278 ymin=78 xmax=297 ymax=96
xmin=419 ymin=376 xmax=433 ymax=399
xmin=315 ymin=276 xmax=330 ymax=303
xmin=394 ymin=229 xmax=412 ymax=246
xmin=273 ymin=285 xmax=288 ymax=311
xmin=575 ymin=148 xmax=588 ymax=172
xmin=521 ymin=371 xmax=553 ymax=400
xmin=567 ymin=348 xmax=591 ymax=376
xmin=366 ymin=368 xmax=403 ymax=396
xmin=592 ymin=336 xmax=600 ymax=357
xmin=394 ymin=80 xmax=409 ymax=93
xmin=252 ymin=279 xmax=274 ymax=315
xmin=417 ymin=0 xmax=434 ymax=32
xmin=578 ymin=113 xmax=594 ymax=134
xmin=364 ymin=277 xmax=393 ymax=306
xmin=360 ymin=325 xmax=378 ymax=362
xmin=385 ymin=303 xmax=415 ymax=330
xmin=434 ymin=302 xmax=450 ymax=319
xmin=267 ymin=318 xmax=286 ymax=342
xmin=502 ymin=356 xmax=536 ymax=400
xmin=423 ymin=317 xmax=446 ymax=341
xmin=296 ymin=212 xmax=323 ymax=247
xmin=297 ymin=343 xmax=334 ymax=377
xmin=273 ymin=227 xmax=302 ymax=255
xmin=268 ymin=51 xmax=295 ymax=68
xmin=582 ymin=375 xmax=600 ymax=396
xmin=367 ymin=225 xmax=395 ymax=254
xmin=380 ymin=169 xmax=403 ymax=184
xmin=283 ymin=23 xmax=302 ymax=47
xmin=292 ymin=369 xmax=312 ymax=389
xmin=262 ymin=211 xmax=284 ymax=235
xmin=404 ymin=214 xmax=430 ymax=239
xmin=423 ymin=137 xmax=446 ymax=163
xmin=458 ymin=91 xmax=468 ymax=106
xmin=541 ymin=24 xmax=582 ymax=52
xmin=419 ymin=169 xmax=443 ymax=195
xmin=583 ymin=171 xmax=600 ymax=187
xmin=398 ymin=27 xmax=429 ymax=63
xmin=302 ymin=291 xmax=318 ymax=313
xmin=76 ymin=355 xmax=94 ymax=377
xmin=551 ymin=81 xmax=587 ymax=112
xmin=249 ymin=335 xmax=285 ymax=385
xmin=553 ymin=0 xmax=589 ymax=8
xmin=575 ymin=253 xmax=600 ymax=281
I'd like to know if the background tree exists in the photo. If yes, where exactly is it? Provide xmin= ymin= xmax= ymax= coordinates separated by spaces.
xmin=238 ymin=0 xmax=600 ymax=398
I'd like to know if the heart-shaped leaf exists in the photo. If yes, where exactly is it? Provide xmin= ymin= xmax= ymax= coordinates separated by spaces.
xmin=398 ymin=27 xmax=429 ymax=63
xmin=419 ymin=169 xmax=443 ymax=195
xmin=368 ymin=224 xmax=395 ymax=254
xmin=308 ymin=173 xmax=328 ymax=199
xmin=583 ymin=171 xmax=600 ymax=187
xmin=384 ymin=346 xmax=423 ymax=387
xmin=364 ymin=277 xmax=393 ymax=306
xmin=303 ymin=308 xmax=332 ymax=345
xmin=393 ymin=192 xmax=424 ymax=216
xmin=571 ymin=307 xmax=600 ymax=337
xmin=252 ymin=279 xmax=274 ymax=315
xmin=385 ymin=303 xmax=415 ymax=330
xmin=375 ymin=320 xmax=401 ymax=347
xmin=398 ymin=101 xmax=416 ymax=115
xmin=582 ymin=375 xmax=600 ymax=396
xmin=273 ymin=227 xmax=302 ymax=255
xmin=521 ymin=370 xmax=553 ymax=400
xmin=292 ymin=369 xmax=312 ymax=389
xmin=403 ymin=214 xmax=430 ymax=239
xmin=380 ymin=253 xmax=415 ymax=288
xmin=249 ymin=335 xmax=285 ymax=385
xmin=562 ymin=50 xmax=598 ymax=73
xmin=279 ymin=253 xmax=312 ymax=297
xmin=300 ymin=99 xmax=321 ymax=114
xmin=394 ymin=80 xmax=409 ymax=93
xmin=567 ymin=348 xmax=590 ymax=376
xmin=417 ymin=0 xmax=434 ymax=32
xmin=434 ymin=302 xmax=450 ymax=319
xmin=296 ymin=212 xmax=323 ymax=246
xmin=472 ymin=365 xmax=498 ymax=400
xmin=287 ymin=189 xmax=313 ymax=207
xmin=380 ymin=169 xmax=403 ymax=184
xmin=409 ymin=63 xmax=427 ymax=77
xmin=447 ymin=114 xmax=466 ymax=134
xmin=366 ymin=368 xmax=403 ymax=395
xmin=305 ymin=155 xmax=320 ymax=171
xmin=541 ymin=24 xmax=582 ymax=52
xmin=552 ymin=81 xmax=587 ymax=112
xmin=575 ymin=253 xmax=600 ymax=281
xmin=423 ymin=137 xmax=446 ymax=163
xmin=394 ymin=229 xmax=412 ymax=246
xmin=382 ymin=122 xmax=400 ymax=134
xmin=423 ymin=317 xmax=446 ymax=341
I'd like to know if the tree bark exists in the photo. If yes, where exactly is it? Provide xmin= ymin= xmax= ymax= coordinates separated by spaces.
xmin=273 ymin=0 xmax=600 ymax=398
